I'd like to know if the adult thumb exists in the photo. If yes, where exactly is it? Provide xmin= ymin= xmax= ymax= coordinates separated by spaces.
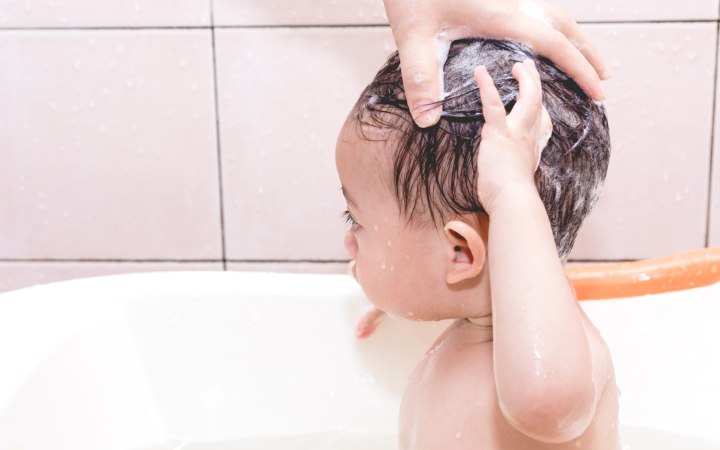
xmin=395 ymin=33 xmax=443 ymax=128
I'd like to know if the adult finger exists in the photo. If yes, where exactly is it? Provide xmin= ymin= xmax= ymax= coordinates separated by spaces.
xmin=474 ymin=66 xmax=507 ymax=130
xmin=395 ymin=32 xmax=443 ymax=128
xmin=536 ymin=0 xmax=611 ymax=80
xmin=498 ymin=14 xmax=606 ymax=101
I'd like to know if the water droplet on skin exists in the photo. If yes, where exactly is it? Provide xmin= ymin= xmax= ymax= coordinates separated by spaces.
xmin=455 ymin=431 xmax=462 ymax=439
xmin=373 ymin=224 xmax=379 ymax=231
xmin=380 ymin=263 xmax=386 ymax=270
xmin=387 ymin=240 xmax=392 ymax=247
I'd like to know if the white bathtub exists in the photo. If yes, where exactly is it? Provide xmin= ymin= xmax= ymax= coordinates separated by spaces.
xmin=0 ymin=271 xmax=718 ymax=449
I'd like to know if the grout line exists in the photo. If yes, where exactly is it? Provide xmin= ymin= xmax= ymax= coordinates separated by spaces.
xmin=0 ymin=258 xmax=638 ymax=264
xmin=228 ymin=259 xmax=351 ymax=264
xmin=578 ymin=19 xmax=719 ymax=25
xmin=209 ymin=0 xmax=228 ymax=271
xmin=705 ymin=21 xmax=720 ymax=247
xmin=0 ymin=259 xmax=224 ymax=263
xmin=0 ymin=26 xmax=213 ymax=31
xmin=566 ymin=259 xmax=636 ymax=264
xmin=1 ymin=19 xmax=719 ymax=32
xmin=0 ymin=259 xmax=350 ymax=264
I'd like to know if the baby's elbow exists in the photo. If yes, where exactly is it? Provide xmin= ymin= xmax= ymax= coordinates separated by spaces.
xmin=500 ymin=379 xmax=597 ymax=443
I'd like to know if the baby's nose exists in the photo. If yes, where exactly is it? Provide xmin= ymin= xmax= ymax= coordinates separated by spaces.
xmin=344 ymin=229 xmax=358 ymax=259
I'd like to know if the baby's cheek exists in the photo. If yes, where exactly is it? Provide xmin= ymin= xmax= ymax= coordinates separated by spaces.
xmin=344 ymin=229 xmax=358 ymax=259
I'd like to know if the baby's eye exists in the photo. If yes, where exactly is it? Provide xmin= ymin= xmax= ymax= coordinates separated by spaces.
xmin=341 ymin=209 xmax=361 ymax=231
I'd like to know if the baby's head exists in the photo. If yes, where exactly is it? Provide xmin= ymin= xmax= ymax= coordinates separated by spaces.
xmin=336 ymin=38 xmax=610 ymax=321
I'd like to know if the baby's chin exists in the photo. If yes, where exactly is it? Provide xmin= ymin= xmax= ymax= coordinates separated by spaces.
xmin=377 ymin=302 xmax=450 ymax=322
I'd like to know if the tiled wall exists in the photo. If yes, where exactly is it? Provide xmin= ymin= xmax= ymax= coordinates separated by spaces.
xmin=1 ymin=0 xmax=719 ymax=293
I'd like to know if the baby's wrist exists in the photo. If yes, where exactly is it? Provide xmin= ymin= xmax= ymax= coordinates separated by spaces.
xmin=481 ymin=181 xmax=540 ymax=214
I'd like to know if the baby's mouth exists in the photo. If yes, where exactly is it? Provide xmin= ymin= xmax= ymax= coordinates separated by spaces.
xmin=347 ymin=260 xmax=358 ymax=281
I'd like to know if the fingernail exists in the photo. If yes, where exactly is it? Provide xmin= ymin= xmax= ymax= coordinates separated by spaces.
xmin=600 ymin=68 xmax=613 ymax=80
xmin=412 ymin=103 xmax=440 ymax=128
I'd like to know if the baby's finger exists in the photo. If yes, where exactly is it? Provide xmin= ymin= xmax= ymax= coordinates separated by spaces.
xmin=474 ymin=66 xmax=507 ymax=129
xmin=508 ymin=60 xmax=543 ymax=128
xmin=356 ymin=305 xmax=386 ymax=339
xmin=536 ymin=105 xmax=553 ymax=169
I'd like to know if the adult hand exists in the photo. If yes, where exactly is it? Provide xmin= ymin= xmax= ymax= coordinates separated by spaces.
xmin=383 ymin=0 xmax=610 ymax=128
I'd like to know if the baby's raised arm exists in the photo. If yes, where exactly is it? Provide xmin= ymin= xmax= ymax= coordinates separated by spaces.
xmin=475 ymin=60 xmax=603 ymax=443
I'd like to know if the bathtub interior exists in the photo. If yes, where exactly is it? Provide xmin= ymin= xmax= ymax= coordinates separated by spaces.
xmin=0 ymin=271 xmax=718 ymax=450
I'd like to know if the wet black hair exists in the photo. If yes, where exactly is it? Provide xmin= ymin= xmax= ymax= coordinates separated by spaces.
xmin=350 ymin=38 xmax=610 ymax=259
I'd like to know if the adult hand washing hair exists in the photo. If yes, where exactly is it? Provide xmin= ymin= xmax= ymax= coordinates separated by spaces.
xmin=383 ymin=0 xmax=611 ymax=127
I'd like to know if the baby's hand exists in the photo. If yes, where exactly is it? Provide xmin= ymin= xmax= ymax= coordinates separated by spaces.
xmin=355 ymin=305 xmax=386 ymax=339
xmin=474 ymin=60 xmax=552 ymax=214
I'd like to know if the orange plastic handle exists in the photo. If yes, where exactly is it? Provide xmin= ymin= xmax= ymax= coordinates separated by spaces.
xmin=568 ymin=247 xmax=720 ymax=300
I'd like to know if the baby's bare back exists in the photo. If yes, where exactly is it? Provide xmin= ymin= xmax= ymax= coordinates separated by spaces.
xmin=399 ymin=319 xmax=621 ymax=450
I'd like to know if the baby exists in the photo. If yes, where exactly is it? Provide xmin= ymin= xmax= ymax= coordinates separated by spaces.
xmin=335 ymin=38 xmax=620 ymax=449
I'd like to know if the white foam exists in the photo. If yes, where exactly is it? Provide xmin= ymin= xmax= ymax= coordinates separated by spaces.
xmin=518 ymin=0 xmax=553 ymax=27
xmin=434 ymin=34 xmax=452 ymax=99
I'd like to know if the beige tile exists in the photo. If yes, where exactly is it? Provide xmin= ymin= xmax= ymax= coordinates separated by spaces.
xmin=0 ymin=0 xmax=210 ymax=27
xmin=213 ymin=0 xmax=716 ymax=26
xmin=570 ymin=23 xmax=716 ymax=260
xmin=216 ymin=27 xmax=395 ymax=260
xmin=228 ymin=262 xmax=349 ymax=275
xmin=0 ymin=262 xmax=223 ymax=294
xmin=213 ymin=0 xmax=386 ymax=26
xmin=0 ymin=30 xmax=222 ymax=259
xmin=555 ymin=0 xmax=718 ymax=21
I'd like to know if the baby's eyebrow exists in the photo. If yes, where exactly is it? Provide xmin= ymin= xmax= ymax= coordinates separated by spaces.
xmin=340 ymin=186 xmax=358 ymax=207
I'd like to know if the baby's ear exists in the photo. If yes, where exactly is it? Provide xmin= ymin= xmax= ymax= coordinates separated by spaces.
xmin=443 ymin=220 xmax=486 ymax=285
